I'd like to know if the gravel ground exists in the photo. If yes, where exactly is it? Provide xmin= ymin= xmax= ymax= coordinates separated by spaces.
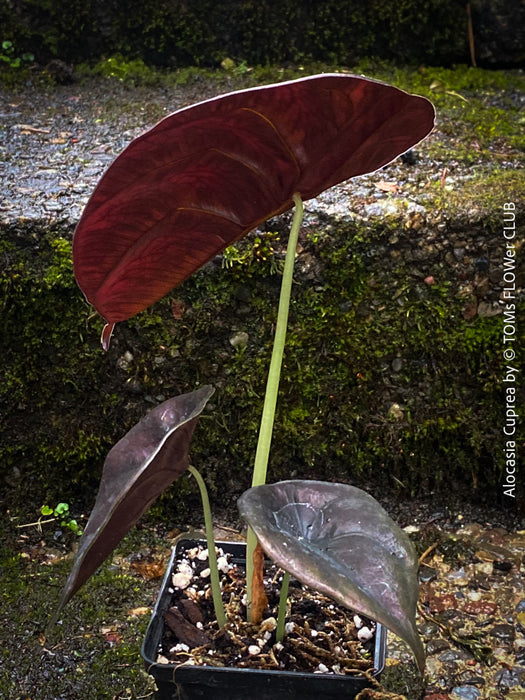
xmin=0 ymin=77 xmax=479 ymax=228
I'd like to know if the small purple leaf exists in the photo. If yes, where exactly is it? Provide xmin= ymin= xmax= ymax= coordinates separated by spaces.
xmin=238 ymin=479 xmax=425 ymax=671
xmin=57 ymin=385 xmax=214 ymax=612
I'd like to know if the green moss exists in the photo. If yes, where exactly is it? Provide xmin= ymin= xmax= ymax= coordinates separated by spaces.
xmin=381 ymin=660 xmax=426 ymax=698
xmin=2 ymin=188 xmax=522 ymax=515
xmin=0 ymin=227 xmax=117 ymax=505
xmin=349 ymin=63 xmax=525 ymax=164
xmin=0 ymin=519 xmax=157 ymax=699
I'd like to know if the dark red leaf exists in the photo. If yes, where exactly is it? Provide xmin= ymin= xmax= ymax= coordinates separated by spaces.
xmin=73 ymin=74 xmax=434 ymax=334
xmin=56 ymin=385 xmax=213 ymax=612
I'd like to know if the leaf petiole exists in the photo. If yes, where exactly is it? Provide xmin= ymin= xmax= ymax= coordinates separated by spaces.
xmin=246 ymin=193 xmax=304 ymax=620
xmin=188 ymin=465 xmax=227 ymax=628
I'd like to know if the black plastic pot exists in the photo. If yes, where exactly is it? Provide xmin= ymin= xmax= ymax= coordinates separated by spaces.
xmin=142 ymin=539 xmax=386 ymax=700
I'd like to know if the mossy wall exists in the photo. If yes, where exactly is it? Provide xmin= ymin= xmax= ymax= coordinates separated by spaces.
xmin=2 ymin=204 xmax=521 ymax=517
xmin=1 ymin=0 xmax=469 ymax=68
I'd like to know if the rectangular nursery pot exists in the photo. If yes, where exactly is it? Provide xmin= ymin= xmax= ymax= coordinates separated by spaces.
xmin=142 ymin=539 xmax=386 ymax=700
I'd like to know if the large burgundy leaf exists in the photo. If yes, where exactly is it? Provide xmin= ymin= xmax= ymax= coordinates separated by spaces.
xmin=73 ymin=74 xmax=434 ymax=339
xmin=57 ymin=385 xmax=213 ymax=612
xmin=238 ymin=479 xmax=425 ymax=671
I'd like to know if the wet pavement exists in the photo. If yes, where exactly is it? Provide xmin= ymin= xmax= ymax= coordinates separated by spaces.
xmin=387 ymin=522 xmax=525 ymax=699
xmin=0 ymin=77 xmax=472 ymax=229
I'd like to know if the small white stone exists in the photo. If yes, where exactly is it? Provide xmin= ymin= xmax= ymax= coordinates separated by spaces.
xmin=197 ymin=548 xmax=209 ymax=561
xmin=475 ymin=561 xmax=493 ymax=575
xmin=357 ymin=626 xmax=373 ymax=642
xmin=403 ymin=525 xmax=420 ymax=534
xmin=317 ymin=663 xmax=329 ymax=673
xmin=196 ymin=621 xmax=203 ymax=629
xmin=285 ymin=622 xmax=295 ymax=635
xmin=310 ymin=629 xmax=318 ymax=637
xmin=177 ymin=561 xmax=193 ymax=576
xmin=172 ymin=571 xmax=192 ymax=589
xmin=248 ymin=645 xmax=261 ymax=656
xmin=229 ymin=331 xmax=249 ymax=349
xmin=199 ymin=567 xmax=211 ymax=579
xmin=259 ymin=617 xmax=277 ymax=633
xmin=217 ymin=555 xmax=232 ymax=573
xmin=353 ymin=614 xmax=363 ymax=628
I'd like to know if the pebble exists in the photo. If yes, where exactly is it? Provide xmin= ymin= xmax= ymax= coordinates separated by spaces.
xmin=439 ymin=649 xmax=471 ymax=664
xmin=404 ymin=525 xmax=420 ymax=534
xmin=446 ymin=567 xmax=469 ymax=586
xmin=216 ymin=555 xmax=231 ymax=573
xmin=490 ymin=624 xmax=516 ymax=644
xmin=463 ymin=599 xmax=498 ymax=616
xmin=259 ymin=617 xmax=277 ymax=633
xmin=388 ymin=402 xmax=404 ymax=420
xmin=43 ymin=201 xmax=64 ymax=212
xmin=426 ymin=638 xmax=451 ymax=655
xmin=391 ymin=357 xmax=403 ymax=372
xmin=450 ymin=685 xmax=481 ymax=700
xmin=474 ymin=561 xmax=493 ymax=575
xmin=171 ymin=570 xmax=192 ymax=589
xmin=493 ymin=668 xmax=522 ymax=689
xmin=172 ymin=561 xmax=193 ymax=589
xmin=477 ymin=300 xmax=502 ymax=317
xmin=363 ymin=201 xmax=399 ymax=218
xmin=474 ymin=257 xmax=490 ymax=272
xmin=419 ymin=566 xmax=437 ymax=583
xmin=229 ymin=331 xmax=249 ymax=349
xmin=117 ymin=355 xmax=132 ymax=371
xmin=357 ymin=626 xmax=373 ymax=642
xmin=455 ymin=671 xmax=485 ymax=687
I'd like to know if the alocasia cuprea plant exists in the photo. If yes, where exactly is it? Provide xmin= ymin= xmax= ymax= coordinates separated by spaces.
xmin=60 ymin=74 xmax=434 ymax=672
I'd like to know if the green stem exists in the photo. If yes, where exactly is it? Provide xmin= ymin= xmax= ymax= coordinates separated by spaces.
xmin=246 ymin=194 xmax=304 ymax=620
xmin=188 ymin=465 xmax=227 ymax=628
xmin=275 ymin=571 xmax=290 ymax=643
